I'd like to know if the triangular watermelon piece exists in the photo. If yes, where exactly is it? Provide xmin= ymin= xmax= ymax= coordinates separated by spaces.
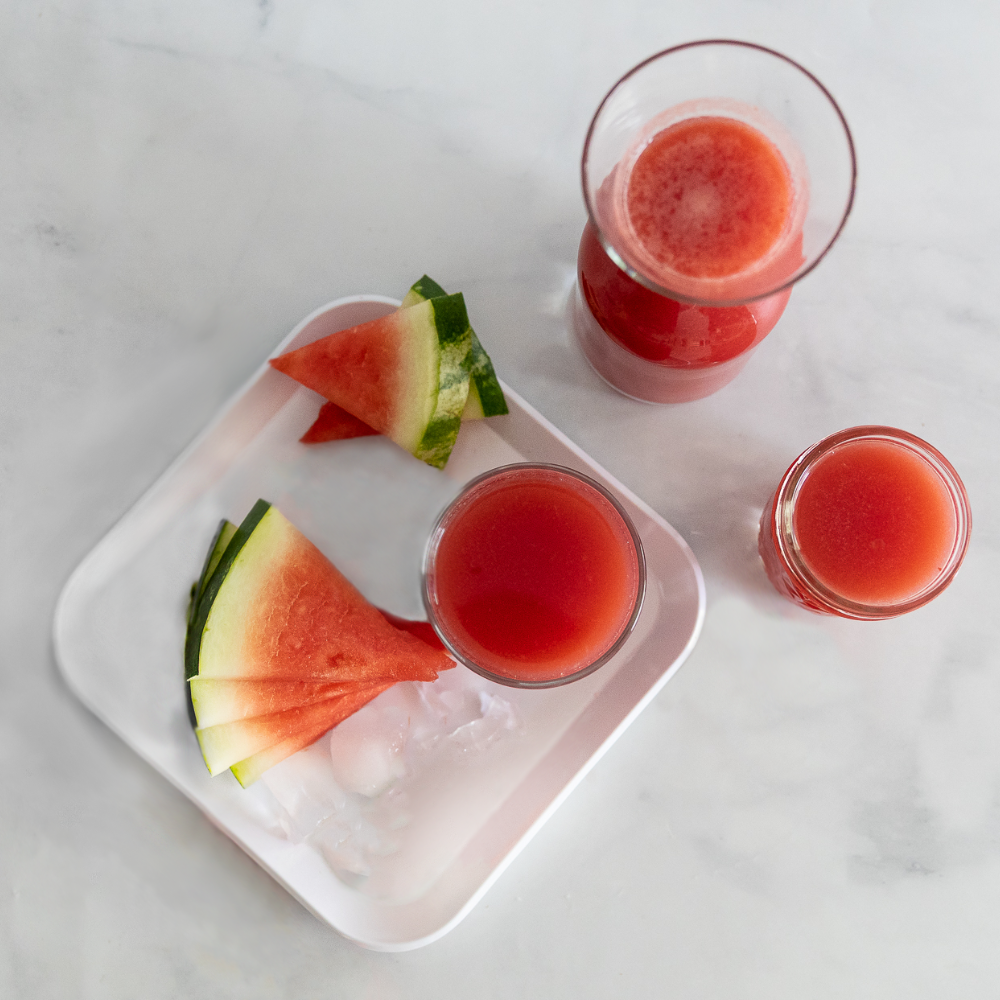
xmin=229 ymin=683 xmax=393 ymax=787
xmin=271 ymin=295 xmax=471 ymax=469
xmin=296 ymin=278 xmax=507 ymax=447
xmin=299 ymin=401 xmax=379 ymax=443
xmin=193 ymin=501 xmax=453 ymax=684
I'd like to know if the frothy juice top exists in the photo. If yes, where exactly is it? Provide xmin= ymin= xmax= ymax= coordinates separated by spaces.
xmin=427 ymin=467 xmax=642 ymax=684
xmin=791 ymin=439 xmax=958 ymax=606
xmin=624 ymin=116 xmax=793 ymax=281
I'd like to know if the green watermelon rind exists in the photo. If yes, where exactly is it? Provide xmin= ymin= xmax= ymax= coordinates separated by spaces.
xmin=403 ymin=275 xmax=508 ymax=420
xmin=183 ymin=519 xmax=237 ymax=724
xmin=403 ymin=275 xmax=448 ymax=304
xmin=463 ymin=333 xmax=509 ymax=418
xmin=185 ymin=519 xmax=237 ymax=630
xmin=185 ymin=500 xmax=272 ymax=682
xmin=412 ymin=294 xmax=473 ymax=469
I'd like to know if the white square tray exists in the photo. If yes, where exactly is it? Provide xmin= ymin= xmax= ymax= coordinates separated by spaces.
xmin=53 ymin=295 xmax=705 ymax=951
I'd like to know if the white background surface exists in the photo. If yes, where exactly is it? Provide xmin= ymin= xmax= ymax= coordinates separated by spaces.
xmin=2 ymin=1 xmax=999 ymax=996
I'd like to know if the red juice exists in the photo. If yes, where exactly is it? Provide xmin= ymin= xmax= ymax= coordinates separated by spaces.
xmin=624 ymin=116 xmax=793 ymax=281
xmin=577 ymin=116 xmax=803 ymax=401
xmin=758 ymin=427 xmax=971 ymax=618
xmin=423 ymin=465 xmax=644 ymax=685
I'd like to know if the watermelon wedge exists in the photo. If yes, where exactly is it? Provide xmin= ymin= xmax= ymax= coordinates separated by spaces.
xmin=299 ymin=401 xmax=379 ymax=444
xmin=229 ymin=683 xmax=392 ymax=787
xmin=185 ymin=501 xmax=453 ymax=783
xmin=192 ymin=501 xmax=452 ymax=683
xmin=270 ymin=295 xmax=472 ymax=469
xmin=297 ymin=277 xmax=507 ymax=446
xmin=401 ymin=276 xmax=508 ymax=420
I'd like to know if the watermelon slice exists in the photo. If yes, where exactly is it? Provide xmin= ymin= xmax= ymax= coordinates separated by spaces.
xmin=189 ymin=677 xmax=358 ymax=728
xmin=298 ymin=277 xmax=508 ymax=445
xmin=401 ymin=276 xmax=508 ymax=420
xmin=271 ymin=295 xmax=472 ymax=469
xmin=299 ymin=401 xmax=379 ymax=444
xmin=229 ymin=683 xmax=392 ymax=787
xmin=185 ymin=501 xmax=453 ymax=782
xmin=197 ymin=690 xmax=388 ymax=775
xmin=192 ymin=501 xmax=452 ymax=684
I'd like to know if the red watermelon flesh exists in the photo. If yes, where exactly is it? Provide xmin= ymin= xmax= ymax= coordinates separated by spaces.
xmin=270 ymin=304 xmax=429 ymax=442
xmin=191 ymin=608 xmax=443 ymax=727
xmin=378 ymin=609 xmax=445 ymax=651
xmin=229 ymin=683 xmax=393 ymax=787
xmin=269 ymin=294 xmax=472 ymax=469
xmin=198 ymin=504 xmax=453 ymax=684
xmin=300 ymin=401 xmax=378 ymax=444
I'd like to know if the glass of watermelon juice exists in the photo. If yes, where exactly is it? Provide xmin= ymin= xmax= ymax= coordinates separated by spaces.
xmin=574 ymin=40 xmax=857 ymax=403
xmin=758 ymin=427 xmax=972 ymax=619
xmin=422 ymin=464 xmax=645 ymax=687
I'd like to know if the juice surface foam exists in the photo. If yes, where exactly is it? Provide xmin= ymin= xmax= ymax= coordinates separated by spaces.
xmin=624 ymin=116 xmax=793 ymax=280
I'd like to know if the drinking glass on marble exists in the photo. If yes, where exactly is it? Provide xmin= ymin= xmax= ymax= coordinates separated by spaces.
xmin=573 ymin=40 xmax=857 ymax=403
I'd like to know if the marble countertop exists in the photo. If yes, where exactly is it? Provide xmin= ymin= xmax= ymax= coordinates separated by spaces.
xmin=3 ymin=1 xmax=999 ymax=995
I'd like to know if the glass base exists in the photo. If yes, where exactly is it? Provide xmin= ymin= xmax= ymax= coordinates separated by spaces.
xmin=571 ymin=284 xmax=758 ymax=403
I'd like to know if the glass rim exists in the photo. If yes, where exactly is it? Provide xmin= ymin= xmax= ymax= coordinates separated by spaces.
xmin=421 ymin=462 xmax=647 ymax=688
xmin=768 ymin=426 xmax=972 ymax=620
xmin=581 ymin=38 xmax=858 ymax=307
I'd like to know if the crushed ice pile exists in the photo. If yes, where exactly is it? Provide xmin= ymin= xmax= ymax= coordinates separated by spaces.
xmin=256 ymin=668 xmax=522 ymax=889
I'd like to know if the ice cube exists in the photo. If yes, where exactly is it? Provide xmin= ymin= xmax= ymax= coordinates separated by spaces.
xmin=261 ymin=740 xmax=347 ymax=842
xmin=449 ymin=691 xmax=521 ymax=751
xmin=327 ymin=685 xmax=413 ymax=796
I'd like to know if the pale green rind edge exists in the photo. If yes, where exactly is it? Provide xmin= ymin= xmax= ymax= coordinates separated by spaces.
xmin=410 ymin=294 xmax=471 ymax=469
xmin=384 ymin=299 xmax=441 ymax=455
xmin=403 ymin=275 xmax=507 ymax=422
xmin=197 ymin=500 xmax=294 ymax=677
xmin=185 ymin=503 xmax=270 ymax=683
xmin=185 ymin=519 xmax=239 ymax=726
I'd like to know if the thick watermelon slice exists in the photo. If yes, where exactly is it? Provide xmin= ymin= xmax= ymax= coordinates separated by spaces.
xmin=297 ymin=277 xmax=507 ymax=445
xmin=299 ymin=401 xmax=379 ymax=444
xmin=401 ymin=276 xmax=508 ymax=420
xmin=229 ymin=683 xmax=392 ymax=787
xmin=191 ymin=501 xmax=451 ymax=684
xmin=271 ymin=295 xmax=472 ymax=469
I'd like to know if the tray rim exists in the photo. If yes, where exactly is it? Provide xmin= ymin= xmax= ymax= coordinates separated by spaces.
xmin=52 ymin=293 xmax=706 ymax=950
